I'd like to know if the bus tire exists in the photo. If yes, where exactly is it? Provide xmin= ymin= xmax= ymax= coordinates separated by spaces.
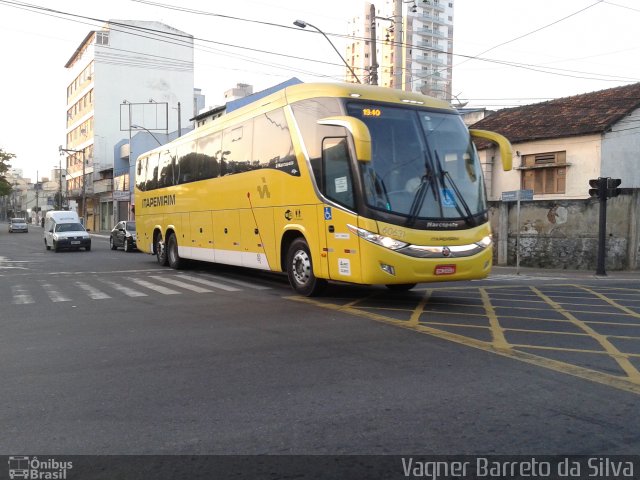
xmin=286 ymin=238 xmax=326 ymax=297
xmin=167 ymin=232 xmax=184 ymax=269
xmin=156 ymin=232 xmax=168 ymax=266
xmin=385 ymin=283 xmax=416 ymax=292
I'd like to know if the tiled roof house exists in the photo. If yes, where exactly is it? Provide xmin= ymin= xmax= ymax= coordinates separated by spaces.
xmin=470 ymin=83 xmax=640 ymax=201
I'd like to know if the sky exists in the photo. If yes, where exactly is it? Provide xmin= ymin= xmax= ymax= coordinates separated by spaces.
xmin=1 ymin=0 xmax=639 ymax=182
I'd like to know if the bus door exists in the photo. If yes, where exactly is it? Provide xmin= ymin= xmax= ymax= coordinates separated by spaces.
xmin=319 ymin=137 xmax=362 ymax=283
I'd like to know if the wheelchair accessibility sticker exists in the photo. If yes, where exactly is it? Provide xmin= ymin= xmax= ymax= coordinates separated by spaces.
xmin=441 ymin=188 xmax=457 ymax=208
xmin=324 ymin=207 xmax=332 ymax=220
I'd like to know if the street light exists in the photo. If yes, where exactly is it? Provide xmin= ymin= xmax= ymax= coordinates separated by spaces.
xmin=59 ymin=145 xmax=86 ymax=226
xmin=131 ymin=124 xmax=164 ymax=147
xmin=293 ymin=19 xmax=361 ymax=84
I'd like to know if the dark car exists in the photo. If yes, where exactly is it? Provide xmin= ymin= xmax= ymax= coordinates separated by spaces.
xmin=110 ymin=221 xmax=137 ymax=252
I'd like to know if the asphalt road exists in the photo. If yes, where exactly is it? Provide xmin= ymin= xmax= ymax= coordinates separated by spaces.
xmin=1 ymin=225 xmax=639 ymax=462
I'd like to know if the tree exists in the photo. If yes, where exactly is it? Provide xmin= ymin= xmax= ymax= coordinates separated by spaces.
xmin=0 ymin=148 xmax=15 ymax=197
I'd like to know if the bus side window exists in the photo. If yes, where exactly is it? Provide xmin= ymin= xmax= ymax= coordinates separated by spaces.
xmin=136 ymin=158 xmax=146 ymax=191
xmin=322 ymin=137 xmax=354 ymax=209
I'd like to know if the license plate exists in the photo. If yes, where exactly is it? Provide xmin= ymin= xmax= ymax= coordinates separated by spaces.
xmin=435 ymin=264 xmax=456 ymax=275
xmin=71 ymin=241 xmax=80 ymax=245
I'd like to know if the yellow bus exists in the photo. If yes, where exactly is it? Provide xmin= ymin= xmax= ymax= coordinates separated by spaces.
xmin=134 ymin=82 xmax=511 ymax=295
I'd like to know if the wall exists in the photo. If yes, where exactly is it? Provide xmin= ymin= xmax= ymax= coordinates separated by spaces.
xmin=602 ymin=107 xmax=640 ymax=188
xmin=489 ymin=190 xmax=640 ymax=271
xmin=478 ymin=134 xmax=601 ymax=201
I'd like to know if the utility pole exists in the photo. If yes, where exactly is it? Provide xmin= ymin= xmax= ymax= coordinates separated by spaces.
xmin=177 ymin=102 xmax=182 ymax=137
xmin=369 ymin=4 xmax=379 ymax=85
xmin=393 ymin=0 xmax=403 ymax=89
xmin=35 ymin=170 xmax=39 ymax=221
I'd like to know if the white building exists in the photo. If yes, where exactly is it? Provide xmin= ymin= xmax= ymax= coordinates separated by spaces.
xmin=63 ymin=20 xmax=195 ymax=232
xmin=347 ymin=0 xmax=453 ymax=99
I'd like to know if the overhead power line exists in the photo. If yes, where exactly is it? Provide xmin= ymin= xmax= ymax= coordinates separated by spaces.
xmin=0 ymin=0 xmax=638 ymax=89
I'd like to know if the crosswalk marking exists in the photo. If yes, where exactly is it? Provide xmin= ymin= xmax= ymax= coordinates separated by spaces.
xmin=127 ymin=277 xmax=180 ymax=295
xmin=99 ymin=279 xmax=148 ymax=297
xmin=41 ymin=282 xmax=71 ymax=302
xmin=149 ymin=275 xmax=214 ymax=293
xmin=11 ymin=285 xmax=34 ymax=304
xmin=196 ymin=273 xmax=272 ymax=290
xmin=174 ymin=274 xmax=241 ymax=292
xmin=75 ymin=281 xmax=111 ymax=300
xmin=5 ymin=272 xmax=272 ymax=305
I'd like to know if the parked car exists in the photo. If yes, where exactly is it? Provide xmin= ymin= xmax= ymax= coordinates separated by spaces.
xmin=110 ymin=221 xmax=137 ymax=252
xmin=8 ymin=217 xmax=28 ymax=233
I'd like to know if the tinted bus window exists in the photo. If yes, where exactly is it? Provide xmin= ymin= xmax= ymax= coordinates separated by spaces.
xmin=253 ymin=108 xmax=298 ymax=175
xmin=221 ymin=120 xmax=254 ymax=175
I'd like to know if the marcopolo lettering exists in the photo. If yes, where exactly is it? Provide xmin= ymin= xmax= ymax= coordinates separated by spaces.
xmin=142 ymin=194 xmax=176 ymax=208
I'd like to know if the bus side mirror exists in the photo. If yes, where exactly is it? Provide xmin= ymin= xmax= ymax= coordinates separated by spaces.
xmin=318 ymin=116 xmax=371 ymax=162
xmin=469 ymin=129 xmax=513 ymax=171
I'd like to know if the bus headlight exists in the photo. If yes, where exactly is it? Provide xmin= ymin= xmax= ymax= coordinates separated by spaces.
xmin=347 ymin=224 xmax=408 ymax=251
xmin=476 ymin=235 xmax=492 ymax=248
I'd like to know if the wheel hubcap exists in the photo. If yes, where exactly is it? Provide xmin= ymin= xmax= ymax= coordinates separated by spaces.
xmin=292 ymin=250 xmax=311 ymax=285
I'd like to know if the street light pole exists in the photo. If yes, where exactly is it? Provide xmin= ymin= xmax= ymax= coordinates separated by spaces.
xmin=293 ymin=19 xmax=361 ymax=84
xmin=59 ymin=146 xmax=86 ymax=226
xmin=131 ymin=124 xmax=164 ymax=146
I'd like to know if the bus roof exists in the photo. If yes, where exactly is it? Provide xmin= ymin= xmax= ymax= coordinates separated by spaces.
xmin=138 ymin=82 xmax=454 ymax=158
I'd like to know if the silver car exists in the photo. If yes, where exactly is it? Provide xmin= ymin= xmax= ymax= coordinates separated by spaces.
xmin=8 ymin=218 xmax=28 ymax=233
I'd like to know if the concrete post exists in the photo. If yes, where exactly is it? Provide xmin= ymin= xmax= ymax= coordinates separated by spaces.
xmin=628 ymin=189 xmax=640 ymax=270
xmin=497 ymin=202 xmax=509 ymax=265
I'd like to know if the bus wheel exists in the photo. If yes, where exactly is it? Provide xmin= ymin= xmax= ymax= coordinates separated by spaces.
xmin=167 ymin=233 xmax=184 ymax=269
xmin=156 ymin=233 xmax=168 ymax=266
xmin=287 ymin=238 xmax=326 ymax=296
xmin=385 ymin=283 xmax=416 ymax=292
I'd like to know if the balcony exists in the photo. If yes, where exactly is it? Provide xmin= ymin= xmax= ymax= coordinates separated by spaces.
xmin=93 ymin=178 xmax=113 ymax=194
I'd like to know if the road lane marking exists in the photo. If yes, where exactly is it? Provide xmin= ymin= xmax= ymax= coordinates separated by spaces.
xmin=173 ymin=274 xmax=240 ymax=292
xmin=99 ymin=279 xmax=148 ymax=297
xmin=194 ymin=273 xmax=271 ymax=289
xmin=75 ymin=282 xmax=111 ymax=300
xmin=40 ymin=282 xmax=71 ymax=302
xmin=530 ymin=286 xmax=640 ymax=383
xmin=11 ymin=285 xmax=34 ymax=304
xmin=575 ymin=286 xmax=640 ymax=318
xmin=480 ymin=287 xmax=511 ymax=352
xmin=149 ymin=276 xmax=213 ymax=293
xmin=289 ymin=294 xmax=640 ymax=395
xmin=127 ymin=277 xmax=180 ymax=295
xmin=409 ymin=290 xmax=432 ymax=327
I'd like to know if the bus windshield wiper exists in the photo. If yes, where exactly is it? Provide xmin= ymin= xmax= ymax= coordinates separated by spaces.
xmin=434 ymin=151 xmax=476 ymax=226
xmin=405 ymin=171 xmax=434 ymax=227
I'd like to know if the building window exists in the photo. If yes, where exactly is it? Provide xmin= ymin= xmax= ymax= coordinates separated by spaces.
xmin=521 ymin=151 xmax=567 ymax=194
xmin=96 ymin=32 xmax=109 ymax=45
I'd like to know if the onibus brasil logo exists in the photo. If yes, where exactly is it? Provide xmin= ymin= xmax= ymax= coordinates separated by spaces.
xmin=8 ymin=456 xmax=73 ymax=479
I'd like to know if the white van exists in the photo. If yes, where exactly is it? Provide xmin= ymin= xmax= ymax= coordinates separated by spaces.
xmin=44 ymin=210 xmax=91 ymax=252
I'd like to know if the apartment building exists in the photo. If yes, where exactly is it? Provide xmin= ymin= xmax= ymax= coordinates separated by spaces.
xmin=63 ymin=20 xmax=195 ymax=232
xmin=347 ymin=0 xmax=453 ymax=99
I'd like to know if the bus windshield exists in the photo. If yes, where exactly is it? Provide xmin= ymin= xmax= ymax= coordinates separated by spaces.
xmin=346 ymin=103 xmax=486 ymax=223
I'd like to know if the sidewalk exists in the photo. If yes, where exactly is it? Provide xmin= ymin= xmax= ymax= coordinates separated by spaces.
xmin=490 ymin=265 xmax=639 ymax=280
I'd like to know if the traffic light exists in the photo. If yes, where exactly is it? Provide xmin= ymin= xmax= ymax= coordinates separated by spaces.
xmin=588 ymin=177 xmax=606 ymax=198
xmin=607 ymin=178 xmax=622 ymax=198
xmin=589 ymin=177 xmax=622 ymax=199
